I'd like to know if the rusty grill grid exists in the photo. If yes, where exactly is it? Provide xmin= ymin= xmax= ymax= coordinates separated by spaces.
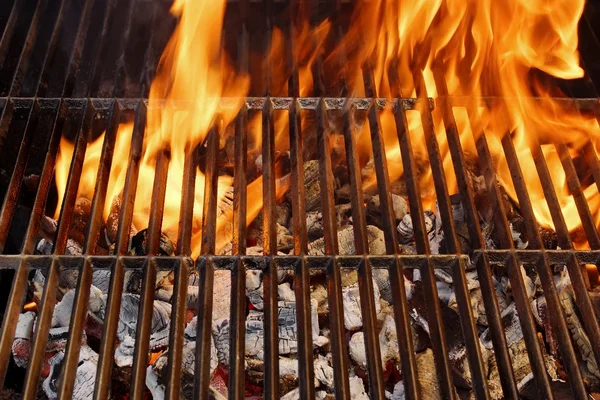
xmin=0 ymin=0 xmax=599 ymax=399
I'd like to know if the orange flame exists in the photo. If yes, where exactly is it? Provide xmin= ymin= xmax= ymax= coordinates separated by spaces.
xmin=54 ymin=0 xmax=600 ymax=254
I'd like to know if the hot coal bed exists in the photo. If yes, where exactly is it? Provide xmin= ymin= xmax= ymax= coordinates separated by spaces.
xmin=1 ymin=0 xmax=600 ymax=399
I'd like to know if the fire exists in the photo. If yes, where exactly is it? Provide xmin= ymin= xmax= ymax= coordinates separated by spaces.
xmin=54 ymin=0 xmax=600 ymax=254
xmin=323 ymin=0 xmax=600 ymax=246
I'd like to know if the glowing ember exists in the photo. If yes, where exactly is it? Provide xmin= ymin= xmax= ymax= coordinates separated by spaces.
xmin=54 ymin=0 xmax=600 ymax=253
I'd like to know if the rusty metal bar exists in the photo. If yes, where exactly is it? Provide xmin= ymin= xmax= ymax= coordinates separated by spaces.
xmin=22 ymin=100 xmax=94 ymax=400
xmin=386 ymin=65 xmax=455 ymax=398
xmin=61 ymin=0 xmax=99 ymax=97
xmin=0 ymin=98 xmax=62 ymax=388
xmin=411 ymin=68 xmax=489 ymax=400
xmin=500 ymin=133 xmax=588 ymax=399
xmin=0 ymin=99 xmax=35 ymax=252
xmin=94 ymin=100 xmax=146 ymax=400
xmin=432 ymin=64 xmax=519 ymax=399
xmin=524 ymin=132 xmax=600 ymax=369
xmin=165 ymin=142 xmax=198 ymax=399
xmin=59 ymin=100 xmax=120 ymax=399
xmin=316 ymin=98 xmax=351 ymax=398
xmin=287 ymin=1 xmax=314 ymax=395
xmin=468 ymin=108 xmax=555 ymax=399
xmin=194 ymin=127 xmax=219 ymax=400
xmin=130 ymin=147 xmax=169 ymax=400
xmin=362 ymin=68 xmax=420 ymax=399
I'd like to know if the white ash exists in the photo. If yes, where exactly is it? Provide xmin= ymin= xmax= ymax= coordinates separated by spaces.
xmin=499 ymin=265 xmax=535 ymax=304
xmin=246 ymin=270 xmax=264 ymax=310
xmin=52 ymin=286 xmax=104 ymax=328
xmin=308 ymin=225 xmax=387 ymax=256
xmin=278 ymin=282 xmax=296 ymax=302
xmin=342 ymin=279 xmax=381 ymax=330
xmin=146 ymin=365 xmax=164 ymax=400
xmin=314 ymin=354 xmax=335 ymax=389
xmin=116 ymin=294 xmax=171 ymax=341
xmin=397 ymin=211 xmax=437 ymax=248
xmin=509 ymin=222 xmax=529 ymax=249
xmin=212 ymin=318 xmax=230 ymax=365
xmin=42 ymin=344 xmax=98 ymax=400
xmin=348 ymin=375 xmax=369 ymax=400
xmin=366 ymin=194 xmax=408 ymax=221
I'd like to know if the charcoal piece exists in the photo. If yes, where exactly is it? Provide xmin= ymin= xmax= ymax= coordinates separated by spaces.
xmin=308 ymin=225 xmax=387 ymax=256
xmin=306 ymin=203 xmax=353 ymax=240
xmin=105 ymin=192 xmax=138 ymax=245
xmin=42 ymin=344 xmax=98 ymax=400
xmin=36 ymin=238 xmax=82 ymax=256
xmin=348 ymin=375 xmax=370 ymax=400
xmin=12 ymin=312 xmax=35 ymax=368
xmin=366 ymin=194 xmax=408 ymax=224
xmin=559 ymin=285 xmax=600 ymax=380
xmin=342 ymin=279 xmax=381 ymax=330
xmin=70 ymin=197 xmax=92 ymax=246
xmin=349 ymin=316 xmax=399 ymax=371
xmin=51 ymin=285 xmax=104 ymax=328
xmin=116 ymin=294 xmax=171 ymax=342
xmin=539 ymin=227 xmax=558 ymax=249
xmin=291 ymin=159 xmax=320 ymax=212
xmin=314 ymin=354 xmax=335 ymax=389
xmin=392 ymin=349 xmax=441 ymax=400
xmin=128 ymin=229 xmax=175 ymax=256
xmin=40 ymin=215 xmax=57 ymax=243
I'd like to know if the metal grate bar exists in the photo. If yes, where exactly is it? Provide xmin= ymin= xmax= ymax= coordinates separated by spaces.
xmin=433 ymin=66 xmax=520 ymax=399
xmin=521 ymin=126 xmax=600 ymax=370
xmin=469 ymin=107 xmax=555 ymax=399
xmin=0 ymin=98 xmax=62 ymax=388
xmin=386 ymin=66 xmax=455 ymax=398
xmin=287 ymin=2 xmax=315 ymax=397
xmin=0 ymin=100 xmax=35 ymax=252
xmin=94 ymin=100 xmax=146 ymax=400
xmin=59 ymin=100 xmax=121 ymax=399
xmin=499 ymin=129 xmax=589 ymax=399
xmin=22 ymin=101 xmax=93 ymax=400
xmin=194 ymin=127 xmax=219 ymax=400
xmin=412 ymin=67 xmax=490 ymax=400
xmin=130 ymin=146 xmax=169 ymax=399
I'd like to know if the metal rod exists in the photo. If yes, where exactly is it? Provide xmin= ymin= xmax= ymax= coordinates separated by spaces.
xmin=469 ymin=107 xmax=555 ymax=399
xmin=22 ymin=99 xmax=94 ymax=400
xmin=0 ymin=98 xmax=62 ymax=388
xmin=412 ymin=67 xmax=489 ymax=400
xmin=130 ymin=148 xmax=169 ymax=400
xmin=165 ymin=142 xmax=198 ymax=399
xmin=194 ymin=127 xmax=219 ymax=400
xmin=432 ymin=63 xmax=519 ymax=398
xmin=59 ymin=100 xmax=120 ymax=399
xmin=94 ymin=100 xmax=146 ymax=400
xmin=500 ymin=133 xmax=589 ymax=399
xmin=0 ymin=100 xmax=36 ymax=251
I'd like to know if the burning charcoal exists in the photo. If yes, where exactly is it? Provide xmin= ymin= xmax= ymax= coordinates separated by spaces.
xmin=308 ymin=225 xmax=387 ymax=256
xmin=366 ymin=194 xmax=408 ymax=224
xmin=279 ymin=282 xmax=296 ymax=302
xmin=349 ymin=332 xmax=367 ymax=368
xmin=539 ymin=227 xmax=558 ymax=249
xmin=128 ymin=229 xmax=175 ymax=256
xmin=116 ymin=294 xmax=171 ymax=341
xmin=349 ymin=315 xmax=399 ymax=371
xmin=105 ymin=192 xmax=138 ymax=245
xmin=12 ymin=311 xmax=35 ymax=367
xmin=40 ymin=215 xmax=58 ymax=243
xmin=509 ymin=215 xmax=529 ymax=249
xmin=70 ymin=197 xmax=92 ymax=246
xmin=392 ymin=349 xmax=441 ymax=400
xmin=306 ymin=204 xmax=353 ymax=240
xmin=397 ymin=212 xmax=433 ymax=245
xmin=43 ymin=345 xmax=98 ymax=400
xmin=342 ymin=279 xmax=381 ymax=330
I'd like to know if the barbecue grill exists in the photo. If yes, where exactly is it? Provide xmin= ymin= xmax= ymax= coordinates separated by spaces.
xmin=0 ymin=0 xmax=600 ymax=399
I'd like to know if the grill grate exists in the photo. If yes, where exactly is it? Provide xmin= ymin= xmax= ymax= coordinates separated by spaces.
xmin=0 ymin=0 xmax=599 ymax=399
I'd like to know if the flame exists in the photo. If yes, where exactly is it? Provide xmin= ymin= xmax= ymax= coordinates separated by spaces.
xmin=23 ymin=302 xmax=37 ymax=312
xmin=323 ymin=0 xmax=600 ymax=245
xmin=54 ymin=0 xmax=600 ymax=254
